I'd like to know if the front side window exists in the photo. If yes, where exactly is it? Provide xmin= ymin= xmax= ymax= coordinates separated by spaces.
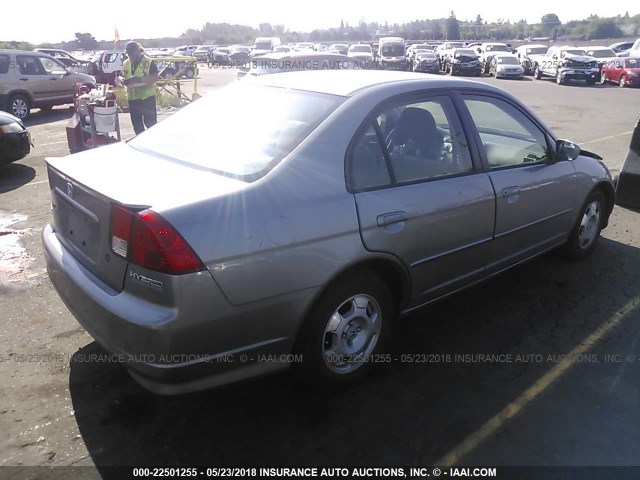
xmin=463 ymin=95 xmax=551 ymax=169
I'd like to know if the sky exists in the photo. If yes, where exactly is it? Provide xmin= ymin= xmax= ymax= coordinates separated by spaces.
xmin=3 ymin=0 xmax=637 ymax=44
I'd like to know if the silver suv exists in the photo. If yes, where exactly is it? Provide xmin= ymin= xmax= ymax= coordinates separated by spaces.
xmin=0 ymin=50 xmax=95 ymax=120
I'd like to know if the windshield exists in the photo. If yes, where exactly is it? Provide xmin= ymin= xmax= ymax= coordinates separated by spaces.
xmin=455 ymin=50 xmax=476 ymax=59
xmin=626 ymin=58 xmax=639 ymax=67
xmin=526 ymin=47 xmax=547 ymax=55
xmin=417 ymin=53 xmax=436 ymax=59
xmin=563 ymin=49 xmax=587 ymax=56
xmin=254 ymin=42 xmax=272 ymax=50
xmin=486 ymin=45 xmax=510 ymax=52
xmin=445 ymin=43 xmax=464 ymax=49
xmin=129 ymin=85 xmax=341 ymax=179
xmin=589 ymin=49 xmax=615 ymax=58
xmin=497 ymin=56 xmax=519 ymax=64
xmin=350 ymin=45 xmax=371 ymax=53
xmin=381 ymin=44 xmax=404 ymax=56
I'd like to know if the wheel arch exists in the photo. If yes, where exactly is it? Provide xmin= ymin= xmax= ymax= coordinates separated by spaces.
xmin=7 ymin=89 xmax=34 ymax=105
xmin=291 ymin=255 xmax=411 ymax=349
xmin=595 ymin=181 xmax=615 ymax=228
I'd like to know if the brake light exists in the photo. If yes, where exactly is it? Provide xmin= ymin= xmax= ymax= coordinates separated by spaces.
xmin=110 ymin=205 xmax=205 ymax=275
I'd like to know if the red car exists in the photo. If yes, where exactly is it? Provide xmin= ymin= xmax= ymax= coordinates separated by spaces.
xmin=601 ymin=57 xmax=640 ymax=87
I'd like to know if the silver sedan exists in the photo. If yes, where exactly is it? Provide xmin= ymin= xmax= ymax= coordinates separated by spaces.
xmin=43 ymin=71 xmax=615 ymax=394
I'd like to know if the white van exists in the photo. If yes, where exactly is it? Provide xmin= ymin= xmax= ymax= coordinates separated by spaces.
xmin=378 ymin=36 xmax=408 ymax=70
xmin=251 ymin=37 xmax=282 ymax=58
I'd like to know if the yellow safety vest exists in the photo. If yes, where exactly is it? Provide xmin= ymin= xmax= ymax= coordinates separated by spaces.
xmin=122 ymin=54 xmax=156 ymax=101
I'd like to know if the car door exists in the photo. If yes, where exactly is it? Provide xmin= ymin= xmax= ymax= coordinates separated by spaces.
xmin=349 ymin=93 xmax=496 ymax=307
xmin=15 ymin=55 xmax=51 ymax=102
xmin=611 ymin=60 xmax=623 ymax=83
xmin=460 ymin=93 xmax=577 ymax=272
xmin=36 ymin=55 xmax=75 ymax=101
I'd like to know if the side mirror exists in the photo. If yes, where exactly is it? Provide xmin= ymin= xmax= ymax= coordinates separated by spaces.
xmin=556 ymin=140 xmax=581 ymax=161
xmin=552 ymin=54 xmax=558 ymax=59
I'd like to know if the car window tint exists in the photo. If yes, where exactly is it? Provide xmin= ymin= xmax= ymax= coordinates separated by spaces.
xmin=463 ymin=95 xmax=550 ymax=169
xmin=350 ymin=125 xmax=392 ymax=191
xmin=0 ymin=54 xmax=9 ymax=74
xmin=377 ymin=96 xmax=473 ymax=183
xmin=17 ymin=56 xmax=44 ymax=75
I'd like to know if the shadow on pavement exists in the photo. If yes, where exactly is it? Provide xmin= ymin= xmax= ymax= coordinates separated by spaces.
xmin=24 ymin=107 xmax=74 ymax=127
xmin=0 ymin=163 xmax=36 ymax=193
xmin=69 ymin=237 xmax=640 ymax=473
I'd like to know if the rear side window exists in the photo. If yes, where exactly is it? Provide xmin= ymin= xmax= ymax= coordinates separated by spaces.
xmin=0 ymin=55 xmax=9 ymax=74
xmin=349 ymin=95 xmax=473 ymax=191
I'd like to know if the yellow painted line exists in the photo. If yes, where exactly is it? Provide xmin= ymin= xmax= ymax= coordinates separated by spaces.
xmin=435 ymin=297 xmax=639 ymax=467
xmin=579 ymin=131 xmax=633 ymax=145
xmin=28 ymin=180 xmax=49 ymax=186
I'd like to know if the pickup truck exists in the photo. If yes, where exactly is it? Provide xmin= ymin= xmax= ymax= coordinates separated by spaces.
xmin=530 ymin=46 xmax=599 ymax=85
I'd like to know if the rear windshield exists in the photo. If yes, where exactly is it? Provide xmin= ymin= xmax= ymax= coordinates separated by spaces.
xmin=497 ymin=56 xmax=519 ymax=64
xmin=486 ymin=45 xmax=510 ymax=52
xmin=128 ymin=84 xmax=342 ymax=180
xmin=526 ymin=47 xmax=547 ymax=55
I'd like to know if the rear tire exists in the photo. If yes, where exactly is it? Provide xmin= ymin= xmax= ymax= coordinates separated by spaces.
xmin=561 ymin=190 xmax=606 ymax=260
xmin=292 ymin=272 xmax=394 ymax=390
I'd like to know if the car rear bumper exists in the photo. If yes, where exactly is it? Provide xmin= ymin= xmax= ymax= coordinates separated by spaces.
xmin=43 ymin=223 xmax=317 ymax=394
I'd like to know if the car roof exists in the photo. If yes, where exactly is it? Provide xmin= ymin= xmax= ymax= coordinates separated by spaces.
xmin=259 ymin=52 xmax=351 ymax=61
xmin=253 ymin=70 xmax=499 ymax=97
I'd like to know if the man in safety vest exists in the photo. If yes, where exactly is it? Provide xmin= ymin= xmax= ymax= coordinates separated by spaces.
xmin=120 ymin=42 xmax=159 ymax=135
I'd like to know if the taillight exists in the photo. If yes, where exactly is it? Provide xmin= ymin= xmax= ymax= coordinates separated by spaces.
xmin=110 ymin=205 xmax=205 ymax=275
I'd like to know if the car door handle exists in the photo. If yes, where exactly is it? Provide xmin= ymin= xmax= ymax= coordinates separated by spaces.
xmin=19 ymin=78 xmax=28 ymax=81
xmin=377 ymin=211 xmax=408 ymax=227
xmin=502 ymin=187 xmax=522 ymax=198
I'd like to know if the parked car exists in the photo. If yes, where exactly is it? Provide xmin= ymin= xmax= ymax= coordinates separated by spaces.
xmin=295 ymin=42 xmax=315 ymax=52
xmin=488 ymin=54 xmax=525 ymax=79
xmin=515 ymin=44 xmax=548 ymax=74
xmin=229 ymin=46 xmax=252 ymax=63
xmin=251 ymin=37 xmax=282 ymax=58
xmin=475 ymin=43 xmax=512 ymax=74
xmin=173 ymin=45 xmax=199 ymax=56
xmin=435 ymin=41 xmax=465 ymax=66
xmin=33 ymin=48 xmax=92 ymax=74
xmin=0 ymin=110 xmax=31 ymax=166
xmin=530 ymin=46 xmax=599 ymax=85
xmin=0 ymin=50 xmax=96 ymax=120
xmin=609 ymin=42 xmax=634 ymax=54
xmin=601 ymin=57 xmax=640 ymax=87
xmin=442 ymin=48 xmax=481 ymax=76
xmin=583 ymin=46 xmax=618 ymax=80
xmin=328 ymin=44 xmax=349 ymax=55
xmin=412 ymin=52 xmax=440 ymax=73
xmin=193 ymin=45 xmax=217 ymax=62
xmin=347 ymin=44 xmax=374 ymax=65
xmin=42 ymin=70 xmax=615 ymax=394
xmin=378 ymin=37 xmax=408 ymax=70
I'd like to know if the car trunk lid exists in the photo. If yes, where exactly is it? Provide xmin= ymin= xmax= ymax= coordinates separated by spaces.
xmin=46 ymin=143 xmax=247 ymax=291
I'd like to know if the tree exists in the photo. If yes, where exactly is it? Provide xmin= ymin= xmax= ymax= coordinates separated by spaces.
xmin=540 ymin=13 xmax=561 ymax=36
xmin=74 ymin=32 xmax=98 ymax=50
xmin=587 ymin=19 xmax=623 ymax=39
xmin=445 ymin=11 xmax=461 ymax=40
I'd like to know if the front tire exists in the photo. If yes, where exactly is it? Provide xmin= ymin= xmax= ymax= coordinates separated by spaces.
xmin=556 ymin=72 xmax=564 ymax=85
xmin=9 ymin=94 xmax=30 ymax=120
xmin=534 ymin=65 xmax=542 ymax=80
xmin=619 ymin=75 xmax=626 ymax=88
xmin=293 ymin=273 xmax=394 ymax=389
xmin=561 ymin=190 xmax=606 ymax=260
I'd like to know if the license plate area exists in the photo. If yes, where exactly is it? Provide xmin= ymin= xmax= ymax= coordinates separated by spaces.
xmin=53 ymin=187 xmax=101 ymax=264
